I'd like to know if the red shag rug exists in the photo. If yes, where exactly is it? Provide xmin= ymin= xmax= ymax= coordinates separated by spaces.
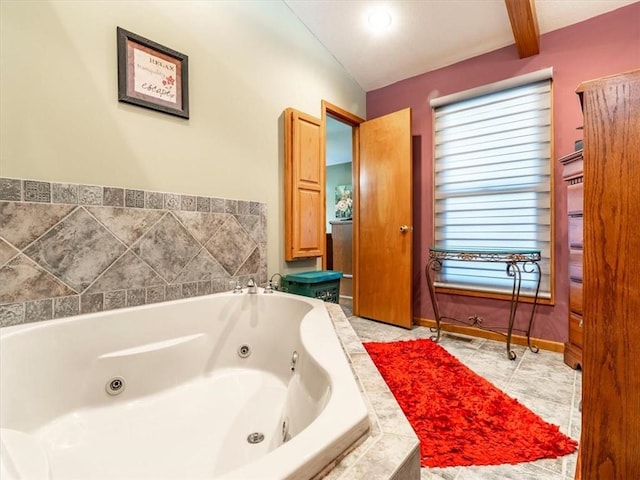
xmin=363 ymin=338 xmax=578 ymax=468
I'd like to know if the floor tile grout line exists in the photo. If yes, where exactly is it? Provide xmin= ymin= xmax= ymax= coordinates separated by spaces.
xmin=567 ymin=368 xmax=581 ymax=442
xmin=505 ymin=347 xmax=526 ymax=390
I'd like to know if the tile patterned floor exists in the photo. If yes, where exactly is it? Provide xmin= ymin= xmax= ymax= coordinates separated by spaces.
xmin=344 ymin=310 xmax=582 ymax=480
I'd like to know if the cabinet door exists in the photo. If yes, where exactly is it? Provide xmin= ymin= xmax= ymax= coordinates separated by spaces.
xmin=284 ymin=108 xmax=324 ymax=260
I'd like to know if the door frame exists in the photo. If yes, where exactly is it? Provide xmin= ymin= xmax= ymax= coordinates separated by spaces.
xmin=322 ymin=100 xmax=364 ymax=315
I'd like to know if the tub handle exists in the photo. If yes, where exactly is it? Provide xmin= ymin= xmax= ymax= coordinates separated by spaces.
xmin=290 ymin=351 xmax=298 ymax=372
xmin=230 ymin=279 xmax=243 ymax=293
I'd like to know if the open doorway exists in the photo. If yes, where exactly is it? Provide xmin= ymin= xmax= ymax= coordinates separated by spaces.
xmin=325 ymin=115 xmax=354 ymax=307
xmin=321 ymin=101 xmax=413 ymax=327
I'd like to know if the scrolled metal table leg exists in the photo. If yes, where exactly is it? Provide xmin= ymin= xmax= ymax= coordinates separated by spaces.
xmin=506 ymin=261 xmax=522 ymax=360
xmin=523 ymin=260 xmax=542 ymax=354
xmin=425 ymin=258 xmax=443 ymax=343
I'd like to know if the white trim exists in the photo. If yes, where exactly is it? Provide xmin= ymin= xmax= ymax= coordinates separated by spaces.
xmin=430 ymin=67 xmax=553 ymax=108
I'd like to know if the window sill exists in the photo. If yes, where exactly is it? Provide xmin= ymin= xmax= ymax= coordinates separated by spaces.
xmin=433 ymin=285 xmax=554 ymax=306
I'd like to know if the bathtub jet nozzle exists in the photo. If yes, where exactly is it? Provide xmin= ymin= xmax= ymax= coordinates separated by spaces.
xmin=247 ymin=432 xmax=265 ymax=444
xmin=238 ymin=344 xmax=252 ymax=358
xmin=106 ymin=376 xmax=126 ymax=396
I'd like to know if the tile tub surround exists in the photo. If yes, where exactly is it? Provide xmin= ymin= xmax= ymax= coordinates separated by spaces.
xmin=322 ymin=303 xmax=421 ymax=480
xmin=0 ymin=178 xmax=267 ymax=327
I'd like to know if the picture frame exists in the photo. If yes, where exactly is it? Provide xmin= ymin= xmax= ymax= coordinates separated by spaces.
xmin=117 ymin=27 xmax=189 ymax=119
xmin=334 ymin=184 xmax=353 ymax=219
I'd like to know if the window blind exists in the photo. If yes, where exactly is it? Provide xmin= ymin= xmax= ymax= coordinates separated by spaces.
xmin=433 ymin=77 xmax=552 ymax=298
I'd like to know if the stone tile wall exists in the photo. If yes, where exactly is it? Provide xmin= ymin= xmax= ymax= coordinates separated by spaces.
xmin=0 ymin=178 xmax=267 ymax=327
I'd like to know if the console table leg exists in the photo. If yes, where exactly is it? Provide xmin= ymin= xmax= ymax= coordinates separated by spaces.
xmin=425 ymin=258 xmax=443 ymax=343
xmin=524 ymin=261 xmax=542 ymax=354
xmin=506 ymin=261 xmax=522 ymax=360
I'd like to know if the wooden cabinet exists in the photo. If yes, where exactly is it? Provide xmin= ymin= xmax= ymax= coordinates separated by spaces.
xmin=577 ymin=69 xmax=640 ymax=479
xmin=284 ymin=108 xmax=325 ymax=261
xmin=330 ymin=220 xmax=353 ymax=302
xmin=560 ymin=149 xmax=583 ymax=369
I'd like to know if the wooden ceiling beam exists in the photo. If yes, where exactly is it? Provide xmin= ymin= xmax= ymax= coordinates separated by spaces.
xmin=505 ymin=0 xmax=540 ymax=58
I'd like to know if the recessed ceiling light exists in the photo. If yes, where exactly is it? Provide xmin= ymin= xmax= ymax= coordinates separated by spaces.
xmin=367 ymin=8 xmax=392 ymax=31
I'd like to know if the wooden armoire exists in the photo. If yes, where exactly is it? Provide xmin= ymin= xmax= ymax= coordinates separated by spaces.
xmin=560 ymin=149 xmax=584 ymax=370
xmin=577 ymin=70 xmax=640 ymax=479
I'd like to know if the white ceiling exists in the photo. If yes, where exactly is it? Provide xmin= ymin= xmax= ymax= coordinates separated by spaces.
xmin=284 ymin=0 xmax=638 ymax=92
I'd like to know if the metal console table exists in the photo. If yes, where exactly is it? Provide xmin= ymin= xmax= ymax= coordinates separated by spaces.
xmin=425 ymin=247 xmax=542 ymax=360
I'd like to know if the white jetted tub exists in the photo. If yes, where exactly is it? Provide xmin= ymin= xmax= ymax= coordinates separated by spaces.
xmin=0 ymin=289 xmax=369 ymax=479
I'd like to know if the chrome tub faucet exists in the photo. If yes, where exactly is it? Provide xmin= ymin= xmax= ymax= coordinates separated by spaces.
xmin=246 ymin=277 xmax=258 ymax=294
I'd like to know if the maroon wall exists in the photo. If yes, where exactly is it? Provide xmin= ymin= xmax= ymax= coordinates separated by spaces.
xmin=366 ymin=3 xmax=640 ymax=342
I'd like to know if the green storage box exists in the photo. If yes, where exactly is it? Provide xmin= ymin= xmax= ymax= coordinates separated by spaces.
xmin=281 ymin=270 xmax=342 ymax=303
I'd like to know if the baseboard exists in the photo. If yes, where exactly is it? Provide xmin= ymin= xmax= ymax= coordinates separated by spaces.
xmin=414 ymin=317 xmax=565 ymax=354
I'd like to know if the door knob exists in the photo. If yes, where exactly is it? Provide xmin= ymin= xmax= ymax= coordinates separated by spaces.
xmin=400 ymin=225 xmax=410 ymax=233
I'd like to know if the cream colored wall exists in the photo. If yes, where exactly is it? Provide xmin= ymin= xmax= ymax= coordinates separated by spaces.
xmin=0 ymin=0 xmax=365 ymax=277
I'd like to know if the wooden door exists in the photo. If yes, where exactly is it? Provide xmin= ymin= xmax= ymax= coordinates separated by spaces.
xmin=284 ymin=108 xmax=324 ymax=260
xmin=356 ymin=108 xmax=413 ymax=328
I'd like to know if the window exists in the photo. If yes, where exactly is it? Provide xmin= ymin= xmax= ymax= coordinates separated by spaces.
xmin=431 ymin=70 xmax=552 ymax=298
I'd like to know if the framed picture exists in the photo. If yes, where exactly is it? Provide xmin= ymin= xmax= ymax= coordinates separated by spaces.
xmin=334 ymin=184 xmax=353 ymax=219
xmin=117 ymin=27 xmax=189 ymax=118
